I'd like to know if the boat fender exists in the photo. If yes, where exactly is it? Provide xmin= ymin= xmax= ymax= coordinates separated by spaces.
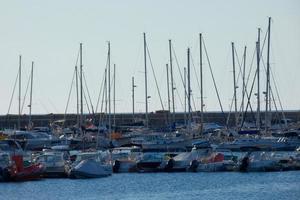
xmin=2 ymin=168 xmax=11 ymax=182
xmin=240 ymin=156 xmax=249 ymax=172
xmin=113 ymin=160 xmax=121 ymax=173
xmin=189 ymin=160 xmax=199 ymax=172
xmin=165 ymin=158 xmax=174 ymax=171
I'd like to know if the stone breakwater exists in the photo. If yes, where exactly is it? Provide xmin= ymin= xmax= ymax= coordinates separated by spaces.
xmin=1 ymin=110 xmax=299 ymax=129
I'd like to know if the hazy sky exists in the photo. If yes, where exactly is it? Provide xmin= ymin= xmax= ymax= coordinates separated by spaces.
xmin=0 ymin=0 xmax=299 ymax=115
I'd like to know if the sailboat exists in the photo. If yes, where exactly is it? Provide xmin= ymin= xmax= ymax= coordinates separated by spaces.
xmin=65 ymin=43 xmax=113 ymax=179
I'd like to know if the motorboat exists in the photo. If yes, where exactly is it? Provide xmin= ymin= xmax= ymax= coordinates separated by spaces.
xmin=34 ymin=151 xmax=67 ymax=178
xmin=217 ymin=137 xmax=300 ymax=152
xmin=193 ymin=152 xmax=238 ymax=172
xmin=112 ymin=146 xmax=141 ymax=173
xmin=136 ymin=152 xmax=167 ymax=172
xmin=69 ymin=159 xmax=112 ymax=178
xmin=239 ymin=152 xmax=281 ymax=172
xmin=8 ymin=131 xmax=63 ymax=151
xmin=9 ymin=154 xmax=45 ymax=181
xmin=66 ymin=151 xmax=112 ymax=178
xmin=162 ymin=145 xmax=212 ymax=172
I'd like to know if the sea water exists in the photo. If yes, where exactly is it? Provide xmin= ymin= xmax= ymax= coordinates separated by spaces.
xmin=0 ymin=171 xmax=299 ymax=200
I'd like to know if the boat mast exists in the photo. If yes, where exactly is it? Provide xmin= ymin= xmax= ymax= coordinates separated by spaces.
xmin=184 ymin=67 xmax=187 ymax=126
xmin=113 ymin=63 xmax=116 ymax=128
xmin=187 ymin=48 xmax=191 ymax=133
xmin=256 ymin=28 xmax=261 ymax=130
xmin=231 ymin=42 xmax=238 ymax=128
xmin=105 ymin=67 xmax=108 ymax=123
xmin=108 ymin=42 xmax=111 ymax=136
xmin=166 ymin=64 xmax=171 ymax=123
xmin=80 ymin=43 xmax=83 ymax=132
xmin=143 ymin=33 xmax=149 ymax=128
xmin=75 ymin=65 xmax=79 ymax=128
xmin=168 ymin=40 xmax=175 ymax=124
xmin=132 ymin=76 xmax=136 ymax=121
xmin=28 ymin=61 xmax=34 ymax=129
xmin=239 ymin=46 xmax=247 ymax=129
xmin=199 ymin=33 xmax=204 ymax=135
xmin=18 ymin=55 xmax=21 ymax=130
xmin=265 ymin=17 xmax=271 ymax=133
xmin=241 ymin=46 xmax=247 ymax=127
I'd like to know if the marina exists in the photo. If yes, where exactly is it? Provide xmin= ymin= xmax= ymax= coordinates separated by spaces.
xmin=0 ymin=1 xmax=300 ymax=199
xmin=1 ymin=16 xmax=300 ymax=182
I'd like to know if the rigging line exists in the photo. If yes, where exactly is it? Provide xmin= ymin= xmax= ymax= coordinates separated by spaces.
xmin=244 ymin=29 xmax=268 ymax=89
xmin=191 ymin=94 xmax=197 ymax=113
xmin=7 ymin=71 xmax=19 ymax=114
xmin=172 ymin=45 xmax=190 ymax=112
xmin=63 ymin=48 xmax=80 ymax=125
xmin=226 ymin=95 xmax=234 ymax=127
xmin=99 ymin=69 xmax=107 ymax=126
xmin=83 ymin=71 xmax=95 ymax=115
xmin=240 ymin=66 xmax=258 ymax=128
xmin=240 ymin=29 xmax=269 ymax=126
xmin=146 ymin=43 xmax=165 ymax=110
xmin=83 ymin=84 xmax=91 ymax=115
xmin=225 ymin=45 xmax=237 ymax=126
xmin=270 ymin=87 xmax=280 ymax=125
xmin=21 ymin=72 xmax=31 ymax=113
xmin=96 ymin=56 xmax=109 ymax=113
xmin=260 ymin=55 xmax=286 ymax=124
xmin=63 ymin=68 xmax=76 ymax=124
xmin=226 ymin=46 xmax=244 ymax=127
xmin=202 ymin=37 xmax=226 ymax=121
xmin=95 ymin=70 xmax=105 ymax=113
xmin=75 ymin=48 xmax=80 ymax=68
xmin=244 ymin=48 xmax=256 ymax=94
xmin=190 ymin=52 xmax=201 ymax=100
xmin=270 ymin=68 xmax=286 ymax=124
xmin=226 ymin=46 xmax=243 ymax=112
xmin=172 ymin=45 xmax=186 ymax=93
xmin=174 ymin=82 xmax=184 ymax=110
xmin=234 ymin=47 xmax=255 ymax=121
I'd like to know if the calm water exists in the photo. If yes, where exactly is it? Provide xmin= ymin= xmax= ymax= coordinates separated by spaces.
xmin=1 ymin=172 xmax=300 ymax=200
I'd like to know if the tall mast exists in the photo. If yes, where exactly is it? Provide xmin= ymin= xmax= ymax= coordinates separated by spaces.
xmin=187 ymin=48 xmax=191 ymax=132
xmin=18 ymin=55 xmax=21 ymax=130
xmin=143 ymin=33 xmax=149 ymax=128
xmin=199 ymin=33 xmax=204 ymax=134
xmin=184 ymin=67 xmax=187 ymax=126
xmin=113 ymin=63 xmax=116 ymax=127
xmin=265 ymin=17 xmax=271 ymax=132
xmin=168 ymin=40 xmax=175 ymax=124
xmin=166 ymin=64 xmax=171 ymax=115
xmin=231 ymin=42 xmax=238 ymax=128
xmin=80 ymin=43 xmax=83 ymax=130
xmin=28 ymin=61 xmax=34 ymax=129
xmin=104 ymin=68 xmax=107 ymax=122
xmin=256 ymin=28 xmax=261 ymax=129
xmin=241 ymin=46 xmax=247 ymax=126
xmin=132 ymin=76 xmax=136 ymax=121
xmin=108 ymin=42 xmax=111 ymax=135
xmin=75 ymin=65 xmax=79 ymax=128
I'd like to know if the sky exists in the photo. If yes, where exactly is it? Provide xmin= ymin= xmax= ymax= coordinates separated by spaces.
xmin=0 ymin=0 xmax=299 ymax=115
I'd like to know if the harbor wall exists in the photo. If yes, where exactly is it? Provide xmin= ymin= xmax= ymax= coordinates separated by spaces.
xmin=0 ymin=110 xmax=299 ymax=129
